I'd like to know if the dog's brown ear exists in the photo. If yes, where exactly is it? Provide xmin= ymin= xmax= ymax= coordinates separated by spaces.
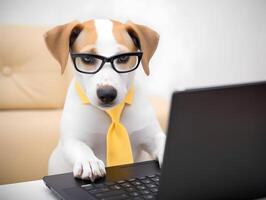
xmin=125 ymin=21 xmax=159 ymax=75
xmin=44 ymin=20 xmax=82 ymax=74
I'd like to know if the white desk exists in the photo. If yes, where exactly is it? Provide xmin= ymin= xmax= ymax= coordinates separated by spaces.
xmin=0 ymin=180 xmax=57 ymax=200
xmin=1 ymin=180 xmax=266 ymax=200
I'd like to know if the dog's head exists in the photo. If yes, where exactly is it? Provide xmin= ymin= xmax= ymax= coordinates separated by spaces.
xmin=44 ymin=19 xmax=159 ymax=109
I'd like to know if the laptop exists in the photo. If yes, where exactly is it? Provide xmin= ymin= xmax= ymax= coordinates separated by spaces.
xmin=43 ymin=81 xmax=266 ymax=200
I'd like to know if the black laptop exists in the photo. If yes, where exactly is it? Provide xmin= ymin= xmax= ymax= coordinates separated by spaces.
xmin=44 ymin=81 xmax=266 ymax=200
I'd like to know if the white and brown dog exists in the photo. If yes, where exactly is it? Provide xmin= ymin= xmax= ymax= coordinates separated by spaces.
xmin=44 ymin=19 xmax=166 ymax=182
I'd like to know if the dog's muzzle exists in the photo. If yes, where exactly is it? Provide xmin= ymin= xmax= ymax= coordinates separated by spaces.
xmin=97 ymin=85 xmax=117 ymax=104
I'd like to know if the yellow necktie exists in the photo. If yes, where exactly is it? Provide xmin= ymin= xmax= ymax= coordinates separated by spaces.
xmin=75 ymin=81 xmax=134 ymax=167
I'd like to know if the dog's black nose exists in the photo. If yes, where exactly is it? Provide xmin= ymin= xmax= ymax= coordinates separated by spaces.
xmin=97 ymin=86 xmax=117 ymax=104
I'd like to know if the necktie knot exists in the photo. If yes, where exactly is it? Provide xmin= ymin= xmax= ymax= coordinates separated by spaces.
xmin=106 ymin=102 xmax=124 ymax=124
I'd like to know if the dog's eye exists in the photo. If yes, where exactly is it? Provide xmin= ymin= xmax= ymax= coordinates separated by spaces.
xmin=116 ymin=56 xmax=130 ymax=64
xmin=81 ymin=56 xmax=97 ymax=65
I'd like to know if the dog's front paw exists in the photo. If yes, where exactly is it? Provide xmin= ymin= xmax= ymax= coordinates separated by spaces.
xmin=73 ymin=157 xmax=106 ymax=182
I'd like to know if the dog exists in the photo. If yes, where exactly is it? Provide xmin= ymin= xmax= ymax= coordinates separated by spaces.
xmin=44 ymin=19 xmax=166 ymax=182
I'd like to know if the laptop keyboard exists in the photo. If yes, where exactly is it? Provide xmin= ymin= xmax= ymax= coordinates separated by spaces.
xmin=81 ymin=173 xmax=160 ymax=200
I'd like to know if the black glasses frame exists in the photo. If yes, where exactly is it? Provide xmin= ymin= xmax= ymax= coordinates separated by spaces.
xmin=70 ymin=51 xmax=143 ymax=74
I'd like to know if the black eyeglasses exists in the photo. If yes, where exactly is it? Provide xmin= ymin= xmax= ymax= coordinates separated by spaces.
xmin=70 ymin=51 xmax=143 ymax=74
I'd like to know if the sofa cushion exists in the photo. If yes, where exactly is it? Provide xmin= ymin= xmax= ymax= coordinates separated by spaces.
xmin=0 ymin=109 xmax=61 ymax=184
xmin=0 ymin=25 xmax=73 ymax=109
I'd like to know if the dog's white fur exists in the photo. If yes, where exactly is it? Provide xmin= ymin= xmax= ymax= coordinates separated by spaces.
xmin=48 ymin=19 xmax=166 ymax=181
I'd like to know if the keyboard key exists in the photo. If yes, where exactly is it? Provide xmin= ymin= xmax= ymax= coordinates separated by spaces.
xmin=147 ymin=175 xmax=156 ymax=178
xmin=128 ymin=178 xmax=136 ymax=182
xmin=110 ymin=184 xmax=122 ymax=190
xmin=143 ymin=194 xmax=156 ymax=199
xmin=140 ymin=179 xmax=152 ymax=184
xmin=95 ymin=190 xmax=125 ymax=198
xmin=150 ymin=188 xmax=158 ymax=193
xmin=129 ymin=192 xmax=140 ymax=197
xmin=81 ymin=184 xmax=94 ymax=190
xmin=138 ymin=176 xmax=146 ymax=180
xmin=151 ymin=177 xmax=160 ymax=182
xmin=140 ymin=190 xmax=150 ymax=195
xmin=117 ymin=180 xmax=126 ymax=184
xmin=136 ymin=185 xmax=146 ymax=190
xmin=146 ymin=183 xmax=157 ymax=188
xmin=125 ymin=187 xmax=136 ymax=192
xmin=121 ymin=182 xmax=132 ymax=188
xmin=131 ymin=181 xmax=142 ymax=186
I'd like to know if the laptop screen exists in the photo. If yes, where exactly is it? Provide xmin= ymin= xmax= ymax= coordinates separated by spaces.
xmin=159 ymin=82 xmax=266 ymax=199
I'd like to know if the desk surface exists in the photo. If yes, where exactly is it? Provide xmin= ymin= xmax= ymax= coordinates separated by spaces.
xmin=0 ymin=180 xmax=57 ymax=200
xmin=1 ymin=180 xmax=266 ymax=200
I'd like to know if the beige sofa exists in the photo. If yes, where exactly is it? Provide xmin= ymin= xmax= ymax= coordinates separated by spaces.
xmin=0 ymin=25 xmax=169 ymax=185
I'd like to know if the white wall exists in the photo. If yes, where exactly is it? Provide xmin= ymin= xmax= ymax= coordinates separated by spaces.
xmin=1 ymin=0 xmax=266 ymax=99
